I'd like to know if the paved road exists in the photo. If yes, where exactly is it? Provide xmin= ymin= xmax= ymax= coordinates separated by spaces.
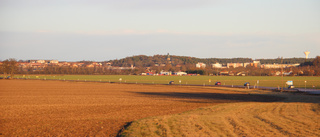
xmin=191 ymin=84 xmax=320 ymax=95
xmin=296 ymin=88 xmax=320 ymax=95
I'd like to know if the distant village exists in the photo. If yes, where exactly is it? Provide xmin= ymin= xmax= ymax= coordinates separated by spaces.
xmin=2 ymin=59 xmax=307 ymax=76
xmin=1 ymin=52 xmax=319 ymax=76
xmin=15 ymin=59 xmax=300 ymax=69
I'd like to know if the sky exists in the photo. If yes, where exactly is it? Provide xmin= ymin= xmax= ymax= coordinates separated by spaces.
xmin=1 ymin=0 xmax=319 ymax=61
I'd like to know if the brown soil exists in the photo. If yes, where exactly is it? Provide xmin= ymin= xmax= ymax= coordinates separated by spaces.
xmin=0 ymin=80 xmax=284 ymax=136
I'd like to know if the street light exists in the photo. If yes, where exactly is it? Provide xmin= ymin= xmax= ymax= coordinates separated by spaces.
xmin=305 ymin=81 xmax=307 ymax=90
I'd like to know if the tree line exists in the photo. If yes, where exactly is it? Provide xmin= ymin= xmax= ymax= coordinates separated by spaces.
xmin=109 ymin=55 xmax=313 ymax=67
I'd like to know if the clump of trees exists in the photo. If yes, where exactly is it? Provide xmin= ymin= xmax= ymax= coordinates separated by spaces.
xmin=186 ymin=70 xmax=205 ymax=75
xmin=310 ymin=56 xmax=320 ymax=76
xmin=1 ymin=58 xmax=18 ymax=78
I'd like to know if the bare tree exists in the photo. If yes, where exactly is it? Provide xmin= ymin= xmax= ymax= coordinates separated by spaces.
xmin=2 ymin=58 xmax=18 ymax=78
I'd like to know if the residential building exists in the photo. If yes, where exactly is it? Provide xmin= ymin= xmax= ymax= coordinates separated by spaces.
xmin=212 ymin=62 xmax=222 ymax=68
xmin=160 ymin=71 xmax=171 ymax=75
xmin=227 ymin=63 xmax=244 ymax=68
xmin=49 ymin=60 xmax=59 ymax=64
xmin=196 ymin=62 xmax=206 ymax=68
xmin=36 ymin=60 xmax=46 ymax=64
xmin=251 ymin=60 xmax=261 ymax=67
xmin=261 ymin=63 xmax=300 ymax=69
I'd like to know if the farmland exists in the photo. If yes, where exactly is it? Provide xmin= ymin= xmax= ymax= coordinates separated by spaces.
xmin=121 ymin=102 xmax=320 ymax=137
xmin=14 ymin=75 xmax=320 ymax=89
xmin=0 ymin=80 xmax=280 ymax=136
xmin=1 ymin=79 xmax=319 ymax=136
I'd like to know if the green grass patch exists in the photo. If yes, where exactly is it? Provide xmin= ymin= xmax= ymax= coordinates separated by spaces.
xmin=10 ymin=74 xmax=320 ymax=89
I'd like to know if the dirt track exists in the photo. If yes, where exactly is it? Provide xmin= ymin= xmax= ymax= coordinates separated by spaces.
xmin=0 ymin=80 xmax=285 ymax=136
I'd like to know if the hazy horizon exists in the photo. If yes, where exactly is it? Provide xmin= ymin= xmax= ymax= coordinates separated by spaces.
xmin=1 ymin=0 xmax=319 ymax=61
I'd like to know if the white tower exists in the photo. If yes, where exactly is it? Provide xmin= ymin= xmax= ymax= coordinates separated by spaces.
xmin=304 ymin=51 xmax=310 ymax=59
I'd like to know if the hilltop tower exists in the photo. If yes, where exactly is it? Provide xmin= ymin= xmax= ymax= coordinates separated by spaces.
xmin=167 ymin=53 xmax=171 ymax=64
xmin=304 ymin=51 xmax=310 ymax=59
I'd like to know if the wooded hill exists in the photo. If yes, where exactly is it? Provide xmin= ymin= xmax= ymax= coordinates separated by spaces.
xmin=108 ymin=54 xmax=314 ymax=67
xmin=1 ymin=55 xmax=319 ymax=76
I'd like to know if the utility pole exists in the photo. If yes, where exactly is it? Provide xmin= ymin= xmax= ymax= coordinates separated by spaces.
xmin=281 ymin=57 xmax=284 ymax=91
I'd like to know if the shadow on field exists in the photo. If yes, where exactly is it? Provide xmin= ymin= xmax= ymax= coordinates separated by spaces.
xmin=133 ymin=92 xmax=286 ymax=103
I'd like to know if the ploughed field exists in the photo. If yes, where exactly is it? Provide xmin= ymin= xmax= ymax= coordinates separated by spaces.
xmin=122 ymin=103 xmax=320 ymax=137
xmin=0 ymin=80 xmax=319 ymax=136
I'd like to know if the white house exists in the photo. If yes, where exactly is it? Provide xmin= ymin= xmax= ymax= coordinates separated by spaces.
xmin=196 ymin=62 xmax=206 ymax=68
xmin=212 ymin=62 xmax=222 ymax=68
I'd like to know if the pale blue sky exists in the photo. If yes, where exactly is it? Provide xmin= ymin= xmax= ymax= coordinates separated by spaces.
xmin=1 ymin=0 xmax=319 ymax=61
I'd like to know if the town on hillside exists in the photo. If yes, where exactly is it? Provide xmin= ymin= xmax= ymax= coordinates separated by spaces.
xmin=1 ymin=53 xmax=320 ymax=76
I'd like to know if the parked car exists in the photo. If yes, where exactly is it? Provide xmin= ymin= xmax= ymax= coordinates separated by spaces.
xmin=244 ymin=82 xmax=250 ymax=86
xmin=215 ymin=82 xmax=221 ymax=85
xmin=288 ymin=85 xmax=295 ymax=89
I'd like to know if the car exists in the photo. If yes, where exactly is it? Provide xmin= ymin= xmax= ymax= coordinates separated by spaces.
xmin=215 ymin=82 xmax=221 ymax=85
xmin=244 ymin=82 xmax=250 ymax=86
xmin=288 ymin=85 xmax=295 ymax=89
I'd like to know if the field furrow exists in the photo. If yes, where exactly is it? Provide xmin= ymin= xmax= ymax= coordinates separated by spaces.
xmin=121 ymin=102 xmax=320 ymax=137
